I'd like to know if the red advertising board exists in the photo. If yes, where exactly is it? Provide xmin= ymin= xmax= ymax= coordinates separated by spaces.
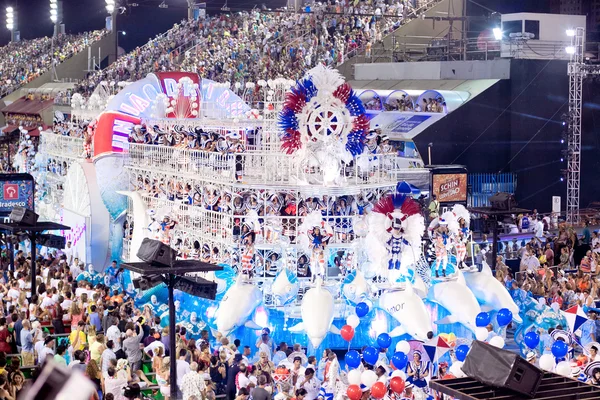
xmin=432 ymin=173 xmax=468 ymax=203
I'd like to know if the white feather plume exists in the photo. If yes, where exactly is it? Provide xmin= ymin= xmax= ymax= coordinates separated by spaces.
xmin=296 ymin=211 xmax=325 ymax=253
xmin=452 ymin=204 xmax=471 ymax=226
xmin=441 ymin=211 xmax=460 ymax=235
xmin=306 ymin=64 xmax=345 ymax=93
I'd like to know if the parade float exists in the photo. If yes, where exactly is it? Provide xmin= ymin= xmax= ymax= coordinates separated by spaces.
xmin=29 ymin=64 xmax=562 ymax=357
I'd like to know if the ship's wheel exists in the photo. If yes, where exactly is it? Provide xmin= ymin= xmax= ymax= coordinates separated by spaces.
xmin=306 ymin=106 xmax=346 ymax=141
xmin=63 ymin=162 xmax=92 ymax=217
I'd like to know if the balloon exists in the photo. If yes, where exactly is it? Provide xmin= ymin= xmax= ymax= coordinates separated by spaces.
xmin=348 ymin=369 xmax=362 ymax=385
xmin=496 ymin=308 xmax=513 ymax=327
xmin=539 ymin=354 xmax=556 ymax=371
xmin=370 ymin=382 xmax=387 ymax=399
xmin=361 ymin=370 xmax=378 ymax=388
xmin=556 ymin=361 xmax=571 ymax=377
xmin=355 ymin=302 xmax=369 ymax=318
xmin=389 ymin=377 xmax=405 ymax=394
xmin=363 ymin=346 xmax=378 ymax=365
xmin=346 ymin=315 xmax=360 ymax=329
xmin=377 ymin=333 xmax=392 ymax=349
xmin=455 ymin=345 xmax=469 ymax=362
xmin=341 ymin=325 xmax=355 ymax=342
xmin=489 ymin=336 xmax=505 ymax=349
xmin=391 ymin=352 xmax=408 ymax=370
xmin=395 ymin=340 xmax=410 ymax=354
xmin=347 ymin=385 xmax=362 ymax=400
xmin=449 ymin=361 xmax=465 ymax=378
xmin=552 ymin=341 xmax=568 ymax=358
xmin=345 ymin=350 xmax=361 ymax=369
xmin=524 ymin=331 xmax=540 ymax=349
xmin=476 ymin=312 xmax=491 ymax=327
xmin=475 ymin=327 xmax=488 ymax=341
xmin=391 ymin=370 xmax=406 ymax=380
xmin=551 ymin=302 xmax=560 ymax=312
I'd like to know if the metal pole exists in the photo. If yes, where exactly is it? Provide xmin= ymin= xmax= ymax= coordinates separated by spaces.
xmin=491 ymin=217 xmax=498 ymax=270
xmin=168 ymin=273 xmax=177 ymax=400
xmin=30 ymin=232 xmax=36 ymax=297
xmin=9 ymin=241 xmax=14 ymax=272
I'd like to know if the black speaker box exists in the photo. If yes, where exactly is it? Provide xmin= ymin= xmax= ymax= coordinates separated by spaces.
xmin=9 ymin=206 xmax=39 ymax=225
xmin=137 ymin=238 xmax=177 ymax=267
xmin=462 ymin=340 xmax=542 ymax=398
xmin=489 ymin=192 xmax=517 ymax=211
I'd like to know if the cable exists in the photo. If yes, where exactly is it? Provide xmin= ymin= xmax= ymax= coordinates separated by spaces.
xmin=499 ymin=100 xmax=567 ymax=172
xmin=450 ymin=58 xmax=552 ymax=164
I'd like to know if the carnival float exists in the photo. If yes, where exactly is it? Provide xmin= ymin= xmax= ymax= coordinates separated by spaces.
xmin=23 ymin=64 xmax=573 ymax=359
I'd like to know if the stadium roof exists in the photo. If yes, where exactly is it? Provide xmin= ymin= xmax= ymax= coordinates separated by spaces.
xmin=2 ymin=98 xmax=54 ymax=116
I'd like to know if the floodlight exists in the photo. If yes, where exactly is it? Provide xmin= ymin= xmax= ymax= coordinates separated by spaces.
xmin=6 ymin=7 xmax=12 ymax=12
xmin=492 ymin=27 xmax=502 ymax=40
xmin=565 ymin=46 xmax=575 ymax=55
xmin=566 ymin=29 xmax=575 ymax=37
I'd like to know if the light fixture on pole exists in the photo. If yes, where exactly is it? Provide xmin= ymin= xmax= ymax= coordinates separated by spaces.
xmin=566 ymin=29 xmax=575 ymax=37
xmin=106 ymin=0 xmax=115 ymax=13
xmin=565 ymin=46 xmax=575 ymax=55
xmin=6 ymin=7 xmax=14 ymax=41
xmin=49 ymin=0 xmax=57 ymax=23
xmin=492 ymin=27 xmax=502 ymax=41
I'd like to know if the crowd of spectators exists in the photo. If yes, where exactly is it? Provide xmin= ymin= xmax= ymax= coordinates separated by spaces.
xmin=76 ymin=0 xmax=429 ymax=96
xmin=0 ymin=31 xmax=107 ymax=98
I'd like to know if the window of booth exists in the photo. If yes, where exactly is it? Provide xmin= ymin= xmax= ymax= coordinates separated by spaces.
xmin=524 ymin=20 xmax=540 ymax=39
xmin=502 ymin=20 xmax=522 ymax=36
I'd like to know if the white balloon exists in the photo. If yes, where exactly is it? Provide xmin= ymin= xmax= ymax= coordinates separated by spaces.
xmin=395 ymin=340 xmax=410 ymax=355
xmin=550 ymin=302 xmax=560 ymax=312
xmin=475 ymin=327 xmax=488 ymax=342
xmin=448 ymin=361 xmax=466 ymax=378
xmin=346 ymin=314 xmax=360 ymax=329
xmin=538 ymin=354 xmax=555 ymax=372
xmin=390 ymin=370 xmax=406 ymax=380
xmin=489 ymin=336 xmax=505 ymax=349
xmin=348 ymin=369 xmax=362 ymax=385
xmin=555 ymin=361 xmax=571 ymax=377
xmin=361 ymin=370 xmax=378 ymax=388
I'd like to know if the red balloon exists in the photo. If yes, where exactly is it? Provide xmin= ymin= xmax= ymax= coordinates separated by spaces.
xmin=341 ymin=325 xmax=355 ymax=341
xmin=347 ymin=384 xmax=362 ymax=400
xmin=389 ymin=377 xmax=405 ymax=394
xmin=371 ymin=382 xmax=387 ymax=399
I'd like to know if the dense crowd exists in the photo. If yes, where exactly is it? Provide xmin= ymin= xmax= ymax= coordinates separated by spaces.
xmin=76 ymin=0 xmax=428 ymax=96
xmin=0 ymin=31 xmax=107 ymax=97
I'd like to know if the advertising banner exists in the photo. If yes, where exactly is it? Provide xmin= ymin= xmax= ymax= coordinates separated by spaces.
xmin=432 ymin=173 xmax=468 ymax=203
xmin=0 ymin=174 xmax=35 ymax=217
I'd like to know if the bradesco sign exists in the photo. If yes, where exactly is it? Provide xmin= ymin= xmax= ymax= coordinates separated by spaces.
xmin=0 ymin=174 xmax=35 ymax=217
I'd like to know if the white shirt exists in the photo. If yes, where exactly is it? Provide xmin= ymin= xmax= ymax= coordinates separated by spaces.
xmin=106 ymin=325 xmax=122 ymax=350
xmin=259 ymin=342 xmax=271 ymax=360
xmin=38 ymin=346 xmax=54 ymax=364
xmin=144 ymin=340 xmax=165 ymax=356
xmin=61 ymin=299 xmax=73 ymax=310
xmin=176 ymin=359 xmax=191 ymax=389
xmin=296 ymin=376 xmax=320 ymax=400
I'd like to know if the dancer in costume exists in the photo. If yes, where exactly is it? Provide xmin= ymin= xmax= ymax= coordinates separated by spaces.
xmin=405 ymin=350 xmax=429 ymax=390
xmin=386 ymin=218 xmax=409 ymax=271
xmin=432 ymin=220 xmax=450 ymax=278
xmin=308 ymin=223 xmax=333 ymax=279
xmin=317 ymin=352 xmax=339 ymax=400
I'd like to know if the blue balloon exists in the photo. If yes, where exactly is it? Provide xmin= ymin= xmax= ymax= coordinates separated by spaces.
xmin=305 ymin=6 xmax=311 ymax=12
xmin=345 ymin=350 xmax=361 ymax=369
xmin=377 ymin=333 xmax=392 ymax=349
xmin=363 ymin=346 xmax=378 ymax=365
xmin=524 ymin=331 xmax=540 ymax=349
xmin=497 ymin=308 xmax=513 ymax=327
xmin=455 ymin=344 xmax=470 ymax=362
xmin=355 ymin=302 xmax=369 ymax=318
xmin=552 ymin=341 xmax=568 ymax=358
xmin=391 ymin=352 xmax=408 ymax=370
xmin=476 ymin=312 xmax=491 ymax=328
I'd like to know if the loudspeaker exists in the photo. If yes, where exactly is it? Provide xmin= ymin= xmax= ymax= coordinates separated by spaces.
xmin=174 ymin=275 xmax=218 ymax=300
xmin=137 ymin=238 xmax=177 ymax=267
xmin=39 ymin=234 xmax=66 ymax=250
xmin=9 ymin=206 xmax=39 ymax=225
xmin=462 ymin=340 xmax=542 ymax=398
xmin=489 ymin=192 xmax=517 ymax=211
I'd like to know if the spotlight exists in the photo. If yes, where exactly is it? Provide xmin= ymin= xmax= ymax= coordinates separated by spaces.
xmin=566 ymin=46 xmax=576 ymax=55
xmin=493 ymin=27 xmax=502 ymax=40
xmin=566 ymin=29 xmax=575 ymax=37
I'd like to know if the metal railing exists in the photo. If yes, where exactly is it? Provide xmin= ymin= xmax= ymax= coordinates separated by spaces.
xmin=126 ymin=143 xmax=399 ymax=186
xmin=40 ymin=131 xmax=85 ymax=160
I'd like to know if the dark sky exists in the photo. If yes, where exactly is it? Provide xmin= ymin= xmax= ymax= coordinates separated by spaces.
xmin=1 ymin=0 xmax=552 ymax=51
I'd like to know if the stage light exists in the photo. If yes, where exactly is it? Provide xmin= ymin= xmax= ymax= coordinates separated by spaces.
xmin=6 ymin=7 xmax=13 ymax=31
xmin=50 ymin=0 xmax=58 ymax=23
xmin=565 ymin=46 xmax=576 ymax=55
xmin=493 ymin=27 xmax=502 ymax=40
xmin=566 ymin=29 xmax=575 ymax=37
xmin=106 ymin=0 xmax=115 ymax=13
